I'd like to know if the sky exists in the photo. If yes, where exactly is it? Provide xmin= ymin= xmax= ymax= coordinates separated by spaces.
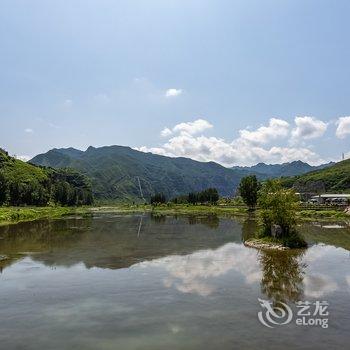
xmin=1 ymin=0 xmax=350 ymax=166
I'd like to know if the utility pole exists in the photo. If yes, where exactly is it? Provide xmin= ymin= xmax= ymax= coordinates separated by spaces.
xmin=137 ymin=177 xmax=145 ymax=202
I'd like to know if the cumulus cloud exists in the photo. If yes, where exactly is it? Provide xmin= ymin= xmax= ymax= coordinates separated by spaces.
xmin=335 ymin=116 xmax=350 ymax=139
xmin=165 ymin=88 xmax=183 ymax=98
xmin=239 ymin=118 xmax=290 ymax=145
xmin=291 ymin=116 xmax=327 ymax=141
xmin=159 ymin=119 xmax=213 ymax=138
xmin=138 ymin=242 xmax=260 ymax=296
xmin=137 ymin=117 xmax=326 ymax=166
xmin=173 ymin=119 xmax=213 ymax=135
xmin=160 ymin=127 xmax=173 ymax=138
xmin=24 ymin=128 xmax=34 ymax=133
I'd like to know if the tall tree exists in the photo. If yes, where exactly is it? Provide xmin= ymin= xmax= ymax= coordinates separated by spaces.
xmin=150 ymin=193 xmax=166 ymax=204
xmin=258 ymin=179 xmax=299 ymax=237
xmin=238 ymin=175 xmax=260 ymax=210
xmin=0 ymin=170 xmax=8 ymax=205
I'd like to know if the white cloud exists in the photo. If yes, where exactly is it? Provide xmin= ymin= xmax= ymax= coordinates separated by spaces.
xmin=335 ymin=116 xmax=350 ymax=139
xmin=160 ymin=127 xmax=173 ymax=138
xmin=165 ymin=88 xmax=183 ymax=98
xmin=304 ymin=273 xmax=338 ymax=298
xmin=24 ymin=128 xmax=34 ymax=133
xmin=172 ymin=119 xmax=213 ymax=135
xmin=291 ymin=116 xmax=327 ymax=141
xmin=159 ymin=119 xmax=213 ymax=139
xmin=138 ymin=242 xmax=260 ymax=296
xmin=239 ymin=118 xmax=290 ymax=145
xmin=16 ymin=155 xmax=31 ymax=162
xmin=137 ymin=117 xmax=326 ymax=166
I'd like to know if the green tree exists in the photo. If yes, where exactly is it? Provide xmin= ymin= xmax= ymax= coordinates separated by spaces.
xmin=0 ymin=170 xmax=9 ymax=205
xmin=186 ymin=188 xmax=219 ymax=205
xmin=188 ymin=192 xmax=198 ymax=204
xmin=150 ymin=193 xmax=166 ymax=205
xmin=258 ymin=179 xmax=299 ymax=238
xmin=238 ymin=175 xmax=260 ymax=210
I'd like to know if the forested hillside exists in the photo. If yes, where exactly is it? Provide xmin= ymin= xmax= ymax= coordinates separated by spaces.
xmin=31 ymin=145 xmax=249 ymax=201
xmin=281 ymin=158 xmax=350 ymax=193
xmin=31 ymin=145 xmax=342 ymax=201
xmin=233 ymin=160 xmax=333 ymax=177
xmin=0 ymin=148 xmax=93 ymax=206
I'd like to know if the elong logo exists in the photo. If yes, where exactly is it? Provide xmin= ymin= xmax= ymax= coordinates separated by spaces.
xmin=258 ymin=298 xmax=329 ymax=329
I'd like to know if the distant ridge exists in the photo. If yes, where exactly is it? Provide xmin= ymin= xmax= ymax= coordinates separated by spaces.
xmin=30 ymin=145 xmax=335 ymax=201
xmin=281 ymin=158 xmax=350 ymax=192
xmin=30 ymin=145 xmax=248 ymax=201
xmin=232 ymin=160 xmax=334 ymax=178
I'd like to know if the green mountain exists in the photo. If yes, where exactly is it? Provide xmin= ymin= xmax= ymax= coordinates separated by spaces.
xmin=30 ymin=145 xmax=252 ymax=201
xmin=0 ymin=148 xmax=93 ymax=206
xmin=232 ymin=160 xmax=333 ymax=177
xmin=281 ymin=158 xmax=350 ymax=193
xmin=30 ymin=145 xmax=337 ymax=201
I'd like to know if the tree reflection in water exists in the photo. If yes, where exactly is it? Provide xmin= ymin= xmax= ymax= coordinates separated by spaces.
xmin=258 ymin=249 xmax=307 ymax=304
xmin=241 ymin=217 xmax=307 ymax=304
xmin=187 ymin=214 xmax=220 ymax=229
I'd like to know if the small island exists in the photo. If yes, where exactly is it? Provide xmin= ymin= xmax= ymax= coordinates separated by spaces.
xmin=239 ymin=176 xmax=307 ymax=250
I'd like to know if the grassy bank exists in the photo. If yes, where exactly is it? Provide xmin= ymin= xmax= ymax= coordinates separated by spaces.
xmin=92 ymin=204 xmax=350 ymax=221
xmin=0 ymin=203 xmax=348 ymax=226
xmin=0 ymin=206 xmax=92 ymax=226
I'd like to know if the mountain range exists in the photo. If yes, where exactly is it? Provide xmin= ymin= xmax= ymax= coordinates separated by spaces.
xmin=30 ymin=145 xmax=336 ymax=201
xmin=232 ymin=161 xmax=333 ymax=178
xmin=282 ymin=158 xmax=350 ymax=193
xmin=30 ymin=146 xmax=246 ymax=201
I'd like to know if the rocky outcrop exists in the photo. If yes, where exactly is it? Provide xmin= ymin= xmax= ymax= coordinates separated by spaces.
xmin=244 ymin=239 xmax=290 ymax=251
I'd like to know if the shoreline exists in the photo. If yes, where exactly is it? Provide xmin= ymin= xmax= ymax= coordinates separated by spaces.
xmin=0 ymin=204 xmax=348 ymax=226
xmin=0 ymin=206 xmax=93 ymax=226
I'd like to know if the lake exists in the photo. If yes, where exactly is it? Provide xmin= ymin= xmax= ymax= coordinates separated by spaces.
xmin=0 ymin=213 xmax=349 ymax=349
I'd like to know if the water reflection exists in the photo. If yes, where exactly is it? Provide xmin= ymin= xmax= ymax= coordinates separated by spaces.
xmin=150 ymin=213 xmax=167 ymax=223
xmin=1 ymin=214 xmax=350 ymax=350
xmin=140 ymin=242 xmax=261 ymax=296
xmin=187 ymin=214 xmax=220 ymax=229
xmin=0 ymin=214 xmax=241 ymax=271
xmin=258 ymin=249 xmax=306 ymax=304
xmin=241 ymin=216 xmax=258 ymax=242
xmin=0 ymin=214 xmax=347 ymax=305
xmin=299 ymin=221 xmax=350 ymax=250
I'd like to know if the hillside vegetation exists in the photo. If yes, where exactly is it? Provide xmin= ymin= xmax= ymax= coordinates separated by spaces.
xmin=233 ymin=160 xmax=332 ymax=177
xmin=282 ymin=158 xmax=350 ymax=192
xmin=31 ymin=145 xmax=335 ymax=202
xmin=30 ymin=146 xmax=248 ymax=201
xmin=0 ymin=148 xmax=93 ymax=206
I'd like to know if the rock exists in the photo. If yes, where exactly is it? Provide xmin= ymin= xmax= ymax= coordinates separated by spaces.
xmin=244 ymin=239 xmax=289 ymax=251
xmin=0 ymin=255 xmax=9 ymax=261
xmin=271 ymin=224 xmax=283 ymax=238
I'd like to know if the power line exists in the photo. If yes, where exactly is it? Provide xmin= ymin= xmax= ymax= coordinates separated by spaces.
xmin=137 ymin=176 xmax=145 ymax=201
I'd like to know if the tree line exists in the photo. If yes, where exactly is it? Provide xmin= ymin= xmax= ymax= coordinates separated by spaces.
xmin=0 ymin=149 xmax=93 ymax=206
xmin=0 ymin=168 xmax=93 ymax=206
xmin=151 ymin=188 xmax=220 ymax=205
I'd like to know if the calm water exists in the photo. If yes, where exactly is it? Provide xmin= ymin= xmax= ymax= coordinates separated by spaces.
xmin=0 ymin=214 xmax=350 ymax=349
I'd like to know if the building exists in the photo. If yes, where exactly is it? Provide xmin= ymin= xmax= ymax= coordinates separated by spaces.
xmin=310 ymin=194 xmax=350 ymax=204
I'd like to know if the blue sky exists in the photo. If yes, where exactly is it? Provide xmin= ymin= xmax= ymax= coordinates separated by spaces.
xmin=0 ymin=0 xmax=349 ymax=165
